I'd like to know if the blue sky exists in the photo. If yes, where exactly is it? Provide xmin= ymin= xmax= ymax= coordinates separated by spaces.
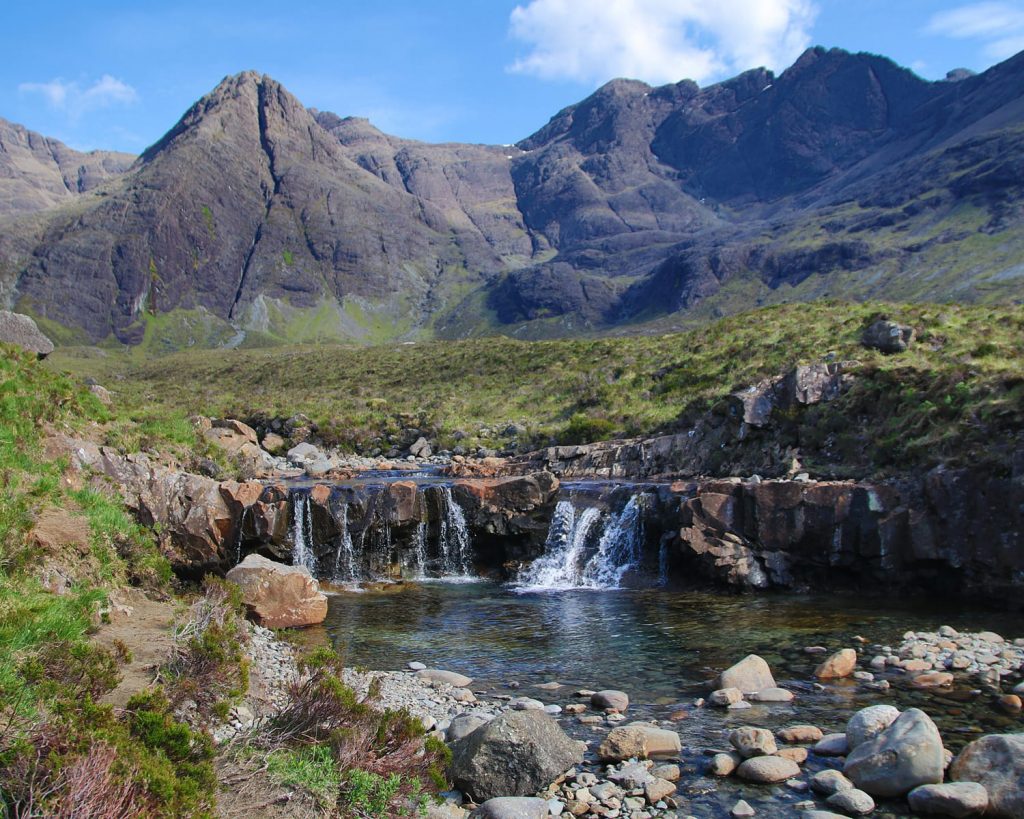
xmin=2 ymin=1 xmax=1023 ymax=153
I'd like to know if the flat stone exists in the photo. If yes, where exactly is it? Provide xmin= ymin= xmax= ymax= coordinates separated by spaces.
xmin=775 ymin=747 xmax=808 ymax=764
xmin=408 ymin=661 xmax=427 ymax=671
xmin=912 ymin=672 xmax=954 ymax=688
xmin=778 ymin=725 xmax=823 ymax=744
xmin=736 ymin=755 xmax=801 ymax=783
xmin=644 ymin=778 xmax=676 ymax=803
xmin=826 ymin=789 xmax=875 ymax=815
xmin=417 ymin=669 xmax=474 ymax=687
xmin=508 ymin=696 xmax=545 ymax=711
xmin=750 ymin=687 xmax=794 ymax=703
xmin=908 ymin=782 xmax=989 ymax=818
xmin=471 ymin=797 xmax=548 ymax=819
xmin=730 ymin=799 xmax=755 ymax=817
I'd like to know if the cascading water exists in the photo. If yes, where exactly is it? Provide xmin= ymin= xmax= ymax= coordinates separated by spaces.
xmin=580 ymin=494 xmax=647 ymax=588
xmin=291 ymin=492 xmax=317 ymax=574
xmin=411 ymin=522 xmax=428 ymax=577
xmin=438 ymin=488 xmax=472 ymax=577
xmin=330 ymin=503 xmax=356 ymax=584
xmin=518 ymin=493 xmax=649 ymax=591
xmin=518 ymin=502 xmax=602 ymax=589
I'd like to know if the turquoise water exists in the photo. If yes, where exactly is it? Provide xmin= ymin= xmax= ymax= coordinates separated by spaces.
xmin=322 ymin=582 xmax=1024 ymax=816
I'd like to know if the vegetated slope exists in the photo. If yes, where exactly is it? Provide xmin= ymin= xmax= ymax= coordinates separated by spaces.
xmin=52 ymin=301 xmax=1024 ymax=478
xmin=0 ymin=117 xmax=134 ymax=214
xmin=2 ymin=48 xmax=1024 ymax=348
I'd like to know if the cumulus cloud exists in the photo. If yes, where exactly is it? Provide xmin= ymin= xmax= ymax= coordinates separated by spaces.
xmin=926 ymin=2 xmax=1024 ymax=61
xmin=18 ymin=74 xmax=138 ymax=119
xmin=508 ymin=0 xmax=818 ymax=86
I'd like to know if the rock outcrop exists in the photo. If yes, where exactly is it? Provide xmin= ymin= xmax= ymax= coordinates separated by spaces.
xmin=0 ymin=311 xmax=54 ymax=357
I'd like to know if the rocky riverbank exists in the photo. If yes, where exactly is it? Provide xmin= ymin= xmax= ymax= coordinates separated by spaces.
xmin=224 ymin=615 xmax=1024 ymax=818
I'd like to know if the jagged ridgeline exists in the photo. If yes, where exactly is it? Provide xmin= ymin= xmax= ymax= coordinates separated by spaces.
xmin=2 ymin=46 xmax=1024 ymax=347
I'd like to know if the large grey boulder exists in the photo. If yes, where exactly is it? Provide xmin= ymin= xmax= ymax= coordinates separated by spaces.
xmin=448 ymin=710 xmax=583 ymax=802
xmin=950 ymin=733 xmax=1024 ymax=817
xmin=844 ymin=708 xmax=944 ymax=797
xmin=0 ymin=311 xmax=54 ymax=358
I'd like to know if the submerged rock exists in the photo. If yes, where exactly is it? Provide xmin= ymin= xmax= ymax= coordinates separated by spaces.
xmin=815 ymin=648 xmax=858 ymax=679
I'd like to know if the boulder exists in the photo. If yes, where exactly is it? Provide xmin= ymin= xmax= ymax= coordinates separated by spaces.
xmin=0 ymin=311 xmax=54 ymax=357
xmin=812 ymin=769 xmax=854 ymax=795
xmin=410 ymin=437 xmax=433 ymax=458
xmin=597 ymin=723 xmax=681 ymax=761
xmin=591 ymin=690 xmax=629 ymax=712
xmin=736 ymin=755 xmax=801 ymax=783
xmin=846 ymin=705 xmax=900 ymax=750
xmin=719 ymin=654 xmax=777 ymax=694
xmin=862 ymin=319 xmax=915 ymax=354
xmin=416 ymin=669 xmax=473 ymax=687
xmin=708 ymin=752 xmax=740 ymax=776
xmin=710 ymin=687 xmax=744 ymax=706
xmin=815 ymin=648 xmax=858 ymax=679
xmin=950 ymin=734 xmax=1024 ymax=818
xmin=729 ymin=726 xmax=778 ymax=758
xmin=644 ymin=778 xmax=676 ymax=803
xmin=908 ymin=782 xmax=989 ymax=818
xmin=826 ymin=789 xmax=875 ymax=815
xmin=750 ymin=687 xmax=793 ymax=702
xmin=287 ymin=441 xmax=324 ymax=465
xmin=261 ymin=432 xmax=287 ymax=454
xmin=814 ymin=733 xmax=850 ymax=756
xmin=225 ymin=554 xmax=327 ymax=628
xmin=447 ymin=712 xmax=492 ymax=743
xmin=448 ymin=710 xmax=583 ymax=802
xmin=844 ymin=708 xmax=944 ymax=797
xmin=470 ymin=798 xmax=548 ymax=819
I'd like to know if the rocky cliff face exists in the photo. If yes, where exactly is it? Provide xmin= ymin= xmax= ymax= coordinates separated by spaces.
xmin=0 ymin=117 xmax=134 ymax=215
xmin=2 ymin=49 xmax=1024 ymax=343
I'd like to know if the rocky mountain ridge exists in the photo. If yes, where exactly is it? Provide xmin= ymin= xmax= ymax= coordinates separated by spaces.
xmin=2 ymin=47 xmax=1023 ymax=346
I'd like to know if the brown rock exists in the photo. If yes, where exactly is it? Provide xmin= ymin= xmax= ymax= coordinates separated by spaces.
xmin=776 ymin=747 xmax=808 ymax=764
xmin=912 ymin=672 xmax=954 ymax=688
xmin=998 ymin=694 xmax=1022 ymax=712
xmin=597 ymin=724 xmax=681 ymax=761
xmin=778 ymin=725 xmax=824 ymax=744
xmin=815 ymin=648 xmax=858 ymax=679
xmin=225 ymin=554 xmax=328 ymax=628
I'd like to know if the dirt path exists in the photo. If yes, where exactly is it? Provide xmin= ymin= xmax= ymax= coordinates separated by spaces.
xmin=91 ymin=588 xmax=177 ymax=707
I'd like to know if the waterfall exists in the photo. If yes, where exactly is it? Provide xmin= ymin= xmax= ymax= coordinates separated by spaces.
xmin=331 ymin=503 xmax=356 ymax=584
xmin=438 ymin=488 xmax=472 ymax=577
xmin=291 ymin=492 xmax=317 ymax=574
xmin=411 ymin=522 xmax=428 ymax=577
xmin=581 ymin=494 xmax=647 ymax=588
xmin=518 ymin=493 xmax=649 ymax=591
xmin=518 ymin=502 xmax=602 ymax=589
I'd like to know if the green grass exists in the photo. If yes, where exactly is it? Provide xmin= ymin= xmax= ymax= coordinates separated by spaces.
xmin=48 ymin=300 xmax=1024 ymax=476
xmin=267 ymin=745 xmax=340 ymax=807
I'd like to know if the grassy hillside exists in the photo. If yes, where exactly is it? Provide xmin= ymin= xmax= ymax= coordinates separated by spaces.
xmin=50 ymin=300 xmax=1024 ymax=477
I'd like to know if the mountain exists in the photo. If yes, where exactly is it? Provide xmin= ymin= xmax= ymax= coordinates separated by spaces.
xmin=1 ymin=47 xmax=1023 ymax=348
xmin=0 ymin=118 xmax=134 ymax=214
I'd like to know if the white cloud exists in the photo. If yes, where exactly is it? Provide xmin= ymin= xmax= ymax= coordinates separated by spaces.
xmin=926 ymin=2 xmax=1024 ymax=61
xmin=508 ymin=0 xmax=818 ymax=86
xmin=18 ymin=74 xmax=138 ymax=119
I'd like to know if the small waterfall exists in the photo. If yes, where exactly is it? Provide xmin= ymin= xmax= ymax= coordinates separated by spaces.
xmin=330 ymin=503 xmax=356 ymax=584
xmin=438 ymin=488 xmax=472 ymax=576
xmin=518 ymin=493 xmax=649 ymax=591
xmin=411 ymin=522 xmax=428 ymax=577
xmin=292 ymin=492 xmax=317 ymax=574
xmin=581 ymin=494 xmax=647 ymax=588
xmin=518 ymin=502 xmax=602 ymax=589
xmin=233 ymin=506 xmax=250 ymax=565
